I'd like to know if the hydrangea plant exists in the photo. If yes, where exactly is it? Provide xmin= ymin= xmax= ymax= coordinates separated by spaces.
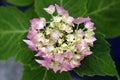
xmin=0 ymin=0 xmax=120 ymax=80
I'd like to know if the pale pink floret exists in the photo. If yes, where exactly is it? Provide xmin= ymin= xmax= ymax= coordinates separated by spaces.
xmin=67 ymin=16 xmax=74 ymax=26
xmin=60 ymin=63 xmax=73 ymax=72
xmin=78 ymin=29 xmax=85 ymax=38
xmin=85 ymin=36 xmax=96 ymax=46
xmin=35 ymin=59 xmax=50 ymax=70
xmin=80 ymin=51 xmax=92 ymax=61
xmin=54 ymin=54 xmax=64 ymax=63
xmin=30 ymin=18 xmax=46 ymax=30
xmin=91 ymin=36 xmax=97 ymax=42
xmin=55 ymin=4 xmax=68 ymax=15
xmin=53 ymin=66 xmax=60 ymax=73
xmin=38 ymin=47 xmax=47 ymax=53
xmin=76 ymin=44 xmax=82 ymax=51
xmin=35 ymin=51 xmax=45 ymax=57
xmin=85 ymin=21 xmax=96 ymax=30
xmin=83 ymin=51 xmax=92 ymax=56
xmin=50 ymin=33 xmax=60 ymax=40
xmin=23 ymin=40 xmax=37 ymax=51
xmin=80 ymin=54 xmax=85 ymax=61
xmin=89 ymin=36 xmax=97 ymax=46
xmin=27 ymin=27 xmax=37 ymax=39
xmin=44 ymin=5 xmax=55 ymax=14
xmin=81 ymin=40 xmax=87 ymax=47
xmin=73 ymin=17 xmax=91 ymax=24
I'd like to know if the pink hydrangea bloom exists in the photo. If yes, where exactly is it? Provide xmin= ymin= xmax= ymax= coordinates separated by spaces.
xmin=23 ymin=4 xmax=96 ymax=73
xmin=66 ymin=16 xmax=74 ymax=26
xmin=73 ymin=17 xmax=91 ymax=24
xmin=44 ymin=5 xmax=55 ymax=14
xmin=55 ymin=4 xmax=68 ymax=15
xmin=30 ymin=18 xmax=46 ymax=30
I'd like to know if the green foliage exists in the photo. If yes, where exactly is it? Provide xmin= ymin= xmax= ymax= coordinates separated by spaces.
xmin=21 ymin=66 xmax=71 ymax=80
xmin=25 ymin=6 xmax=38 ymax=20
xmin=0 ymin=7 xmax=29 ymax=60
xmin=7 ymin=0 xmax=34 ymax=6
xmin=84 ymin=0 xmax=120 ymax=38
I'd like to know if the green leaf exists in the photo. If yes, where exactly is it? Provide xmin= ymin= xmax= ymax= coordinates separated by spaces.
xmin=21 ymin=66 xmax=71 ymax=80
xmin=0 ymin=7 xmax=29 ymax=60
xmin=74 ymin=32 xmax=119 ymax=79
xmin=24 ymin=6 xmax=38 ymax=20
xmin=84 ymin=0 xmax=120 ymax=38
xmin=0 ymin=6 xmax=39 ymax=69
xmin=34 ymin=0 xmax=120 ymax=38
xmin=15 ymin=41 xmax=40 ymax=70
xmin=7 ymin=0 xmax=34 ymax=6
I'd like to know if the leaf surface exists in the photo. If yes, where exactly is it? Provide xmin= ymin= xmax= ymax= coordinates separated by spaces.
xmin=21 ymin=66 xmax=71 ymax=80
xmin=0 ymin=7 xmax=29 ymax=60
xmin=7 ymin=0 xmax=33 ymax=6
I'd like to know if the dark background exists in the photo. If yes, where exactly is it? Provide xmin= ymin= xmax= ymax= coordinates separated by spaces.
xmin=0 ymin=0 xmax=120 ymax=80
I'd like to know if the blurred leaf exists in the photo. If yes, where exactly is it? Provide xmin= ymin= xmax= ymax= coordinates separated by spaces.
xmin=7 ymin=0 xmax=33 ymax=6
xmin=74 ymin=32 xmax=119 ymax=79
xmin=0 ymin=6 xmax=40 ymax=70
xmin=34 ymin=0 xmax=120 ymax=38
xmin=84 ymin=0 xmax=120 ymax=38
xmin=25 ymin=6 xmax=38 ymax=20
xmin=21 ymin=66 xmax=71 ymax=80
xmin=0 ymin=7 xmax=29 ymax=60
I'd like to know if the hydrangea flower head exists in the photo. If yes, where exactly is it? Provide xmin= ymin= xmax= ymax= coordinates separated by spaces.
xmin=23 ymin=4 xmax=96 ymax=73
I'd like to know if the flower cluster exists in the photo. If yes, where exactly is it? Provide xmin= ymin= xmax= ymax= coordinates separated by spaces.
xmin=23 ymin=4 xmax=96 ymax=73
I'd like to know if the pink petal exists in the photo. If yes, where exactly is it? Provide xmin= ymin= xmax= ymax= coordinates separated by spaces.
xmin=35 ymin=51 xmax=45 ymax=57
xmin=23 ymin=40 xmax=37 ymax=51
xmin=27 ymin=27 xmax=37 ymax=39
xmin=64 ymin=51 xmax=74 ymax=59
xmin=30 ymin=18 xmax=46 ymax=30
xmin=85 ymin=21 xmax=94 ymax=29
xmin=42 ymin=55 xmax=52 ymax=63
xmin=73 ymin=17 xmax=91 ymax=24
xmin=38 ymin=47 xmax=47 ymax=53
xmin=65 ymin=63 xmax=72 ymax=70
xmin=78 ymin=29 xmax=85 ymax=37
xmin=81 ymin=40 xmax=87 ymax=47
xmin=55 ymin=4 xmax=68 ymax=15
xmin=50 ymin=33 xmax=60 ymax=40
xmin=67 ymin=16 xmax=74 ymax=26
xmin=44 ymin=5 xmax=55 ymax=14
xmin=67 ymin=53 xmax=74 ymax=59
xmin=35 ymin=59 xmax=49 ymax=69
xmin=54 ymin=54 xmax=64 ymax=63
xmin=83 ymin=51 xmax=92 ymax=56
xmin=53 ymin=66 xmax=60 ymax=73
xmin=60 ymin=63 xmax=72 ymax=72
xmin=76 ymin=44 xmax=82 ymax=51
xmin=71 ymin=60 xmax=80 ymax=67
xmin=91 ymin=36 xmax=97 ymax=42
xmin=80 ymin=54 xmax=85 ymax=61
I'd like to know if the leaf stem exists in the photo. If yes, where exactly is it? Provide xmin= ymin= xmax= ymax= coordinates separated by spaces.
xmin=76 ymin=24 xmax=79 ymax=30
xmin=60 ymin=0 xmax=63 ymax=7
xmin=43 ymin=70 xmax=47 ymax=80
